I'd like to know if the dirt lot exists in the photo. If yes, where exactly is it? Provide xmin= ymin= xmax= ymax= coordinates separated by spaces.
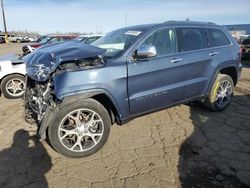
xmin=0 ymin=43 xmax=250 ymax=188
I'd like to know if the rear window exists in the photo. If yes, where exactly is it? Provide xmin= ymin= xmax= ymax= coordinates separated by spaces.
xmin=206 ymin=28 xmax=231 ymax=47
xmin=177 ymin=28 xmax=208 ymax=52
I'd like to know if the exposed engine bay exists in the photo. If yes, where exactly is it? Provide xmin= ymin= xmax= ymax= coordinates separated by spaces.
xmin=24 ymin=77 xmax=54 ymax=124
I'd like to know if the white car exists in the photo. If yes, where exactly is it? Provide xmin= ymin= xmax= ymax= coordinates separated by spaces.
xmin=28 ymin=37 xmax=36 ymax=42
xmin=8 ymin=35 xmax=23 ymax=43
xmin=0 ymin=54 xmax=26 ymax=99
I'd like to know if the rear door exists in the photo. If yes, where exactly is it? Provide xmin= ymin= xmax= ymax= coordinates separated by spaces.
xmin=127 ymin=27 xmax=186 ymax=115
xmin=205 ymin=27 xmax=233 ymax=89
xmin=176 ymin=27 xmax=215 ymax=99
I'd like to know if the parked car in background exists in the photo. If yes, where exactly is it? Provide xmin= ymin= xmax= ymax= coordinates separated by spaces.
xmin=22 ymin=36 xmax=31 ymax=42
xmin=36 ymin=35 xmax=47 ymax=43
xmin=22 ymin=35 xmax=78 ymax=55
xmin=8 ymin=34 xmax=23 ymax=43
xmin=239 ymin=35 xmax=250 ymax=44
xmin=0 ymin=54 xmax=26 ymax=98
xmin=28 ymin=36 xmax=36 ymax=42
xmin=0 ymin=36 xmax=5 ymax=43
xmin=24 ymin=21 xmax=242 ymax=158
xmin=75 ymin=34 xmax=103 ymax=44
xmin=241 ymin=38 xmax=250 ymax=59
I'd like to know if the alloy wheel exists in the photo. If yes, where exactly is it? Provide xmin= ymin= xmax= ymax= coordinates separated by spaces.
xmin=5 ymin=78 xmax=25 ymax=97
xmin=215 ymin=80 xmax=233 ymax=108
xmin=58 ymin=108 xmax=104 ymax=152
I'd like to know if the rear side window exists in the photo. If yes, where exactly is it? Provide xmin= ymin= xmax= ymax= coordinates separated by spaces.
xmin=206 ymin=28 xmax=231 ymax=47
xmin=177 ymin=28 xmax=208 ymax=52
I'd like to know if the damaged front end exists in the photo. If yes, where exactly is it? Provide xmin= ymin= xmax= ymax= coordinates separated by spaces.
xmin=24 ymin=40 xmax=106 ymax=138
xmin=24 ymin=78 xmax=55 ymax=124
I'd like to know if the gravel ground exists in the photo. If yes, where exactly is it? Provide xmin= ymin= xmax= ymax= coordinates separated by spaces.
xmin=0 ymin=43 xmax=250 ymax=188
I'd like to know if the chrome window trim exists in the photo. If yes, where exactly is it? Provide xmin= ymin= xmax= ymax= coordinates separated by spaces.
xmin=128 ymin=25 xmax=233 ymax=61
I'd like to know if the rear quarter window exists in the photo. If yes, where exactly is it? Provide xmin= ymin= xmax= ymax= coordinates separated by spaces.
xmin=206 ymin=28 xmax=231 ymax=47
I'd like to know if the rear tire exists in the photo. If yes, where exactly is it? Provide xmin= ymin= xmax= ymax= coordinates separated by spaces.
xmin=1 ymin=74 xmax=25 ymax=99
xmin=48 ymin=98 xmax=111 ymax=158
xmin=204 ymin=74 xmax=234 ymax=111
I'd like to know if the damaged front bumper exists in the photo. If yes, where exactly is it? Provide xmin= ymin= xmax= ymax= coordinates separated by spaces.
xmin=24 ymin=77 xmax=55 ymax=123
xmin=24 ymin=76 xmax=58 ymax=140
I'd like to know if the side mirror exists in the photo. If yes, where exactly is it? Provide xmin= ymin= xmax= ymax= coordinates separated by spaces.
xmin=135 ymin=44 xmax=157 ymax=59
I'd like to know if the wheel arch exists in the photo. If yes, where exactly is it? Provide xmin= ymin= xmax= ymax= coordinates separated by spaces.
xmin=59 ymin=90 xmax=121 ymax=123
xmin=0 ymin=73 xmax=25 ymax=83
xmin=207 ymin=65 xmax=238 ymax=95
xmin=219 ymin=66 xmax=238 ymax=86
xmin=39 ymin=90 xmax=121 ymax=140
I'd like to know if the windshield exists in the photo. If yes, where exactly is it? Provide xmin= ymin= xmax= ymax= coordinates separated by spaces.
xmin=40 ymin=37 xmax=52 ymax=45
xmin=92 ymin=28 xmax=145 ymax=59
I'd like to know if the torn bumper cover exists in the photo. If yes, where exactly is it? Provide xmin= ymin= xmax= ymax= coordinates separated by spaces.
xmin=24 ymin=40 xmax=106 ymax=81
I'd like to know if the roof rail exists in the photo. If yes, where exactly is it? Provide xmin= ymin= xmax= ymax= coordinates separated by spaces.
xmin=164 ymin=20 xmax=177 ymax=23
xmin=164 ymin=20 xmax=216 ymax=25
xmin=207 ymin=22 xmax=216 ymax=25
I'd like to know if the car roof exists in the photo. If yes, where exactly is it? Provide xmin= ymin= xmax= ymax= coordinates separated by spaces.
xmin=119 ymin=21 xmax=221 ymax=31
xmin=78 ymin=34 xmax=104 ymax=38
xmin=49 ymin=35 xmax=78 ymax=38
xmin=162 ymin=20 xmax=217 ymax=26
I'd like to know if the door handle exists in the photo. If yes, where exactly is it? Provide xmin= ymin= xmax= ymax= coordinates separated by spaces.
xmin=209 ymin=52 xmax=218 ymax=56
xmin=171 ymin=58 xmax=183 ymax=63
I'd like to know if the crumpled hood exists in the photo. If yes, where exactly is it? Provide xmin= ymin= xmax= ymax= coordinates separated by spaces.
xmin=24 ymin=40 xmax=106 ymax=81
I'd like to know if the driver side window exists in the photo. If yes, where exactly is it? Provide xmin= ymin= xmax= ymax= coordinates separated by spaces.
xmin=142 ymin=28 xmax=177 ymax=56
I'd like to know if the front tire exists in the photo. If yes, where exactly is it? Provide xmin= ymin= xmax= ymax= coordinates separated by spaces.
xmin=48 ymin=98 xmax=111 ymax=158
xmin=204 ymin=74 xmax=234 ymax=111
xmin=1 ymin=74 xmax=25 ymax=99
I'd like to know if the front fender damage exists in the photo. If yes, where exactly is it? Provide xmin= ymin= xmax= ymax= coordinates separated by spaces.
xmin=24 ymin=41 xmax=107 ymax=140
xmin=38 ymin=90 xmax=112 ymax=140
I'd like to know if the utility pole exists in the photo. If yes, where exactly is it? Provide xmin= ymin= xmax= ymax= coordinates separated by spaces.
xmin=1 ymin=0 xmax=8 ymax=43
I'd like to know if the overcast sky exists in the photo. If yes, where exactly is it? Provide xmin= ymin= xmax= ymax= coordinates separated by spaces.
xmin=1 ymin=0 xmax=250 ymax=34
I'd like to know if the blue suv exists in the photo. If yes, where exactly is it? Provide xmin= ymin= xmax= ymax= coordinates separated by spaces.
xmin=24 ymin=21 xmax=242 ymax=158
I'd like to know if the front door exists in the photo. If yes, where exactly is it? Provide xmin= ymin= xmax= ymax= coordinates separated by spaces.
xmin=127 ymin=28 xmax=186 ymax=115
